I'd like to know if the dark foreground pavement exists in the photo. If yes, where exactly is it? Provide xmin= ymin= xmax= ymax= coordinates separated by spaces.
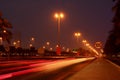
xmin=67 ymin=58 xmax=120 ymax=80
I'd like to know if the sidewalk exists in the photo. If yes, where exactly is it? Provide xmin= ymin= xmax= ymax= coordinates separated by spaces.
xmin=67 ymin=58 xmax=120 ymax=80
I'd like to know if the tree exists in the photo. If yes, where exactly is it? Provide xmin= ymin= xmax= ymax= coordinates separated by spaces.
xmin=104 ymin=0 xmax=120 ymax=54
xmin=0 ymin=11 xmax=12 ymax=44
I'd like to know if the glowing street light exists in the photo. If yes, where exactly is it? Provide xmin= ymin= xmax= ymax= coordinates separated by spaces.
xmin=55 ymin=13 xmax=64 ymax=19
xmin=46 ymin=42 xmax=50 ymax=46
xmin=43 ymin=46 xmax=45 ymax=49
xmin=74 ymin=32 xmax=81 ymax=37
xmin=56 ymin=45 xmax=59 ymax=48
xmin=82 ymin=40 xmax=87 ymax=43
xmin=31 ymin=37 xmax=35 ymax=41
xmin=74 ymin=32 xmax=81 ymax=48
xmin=50 ymin=48 xmax=53 ymax=51
xmin=3 ymin=30 xmax=6 ymax=33
xmin=86 ymin=43 xmax=90 ymax=46
xmin=13 ymin=42 xmax=16 ymax=45
xmin=13 ymin=41 xmax=17 ymax=47
xmin=29 ymin=44 xmax=33 ymax=47
xmin=74 ymin=32 xmax=81 ymax=42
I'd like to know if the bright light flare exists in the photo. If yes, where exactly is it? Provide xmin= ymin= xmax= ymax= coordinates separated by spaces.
xmin=31 ymin=37 xmax=35 ymax=41
xmin=60 ymin=13 xmax=64 ymax=18
xmin=86 ymin=43 xmax=90 ymax=46
xmin=55 ymin=13 xmax=59 ymax=18
xmin=74 ymin=32 xmax=81 ymax=37
xmin=13 ymin=42 xmax=16 ymax=45
xmin=44 ymin=57 xmax=95 ymax=72
xmin=0 ymin=37 xmax=2 ymax=40
xmin=43 ymin=46 xmax=45 ymax=49
xmin=29 ymin=44 xmax=33 ymax=47
xmin=3 ymin=30 xmax=6 ymax=33
xmin=82 ymin=40 xmax=87 ymax=43
xmin=54 ymin=13 xmax=64 ymax=18
xmin=46 ymin=42 xmax=50 ymax=45
xmin=50 ymin=48 xmax=53 ymax=51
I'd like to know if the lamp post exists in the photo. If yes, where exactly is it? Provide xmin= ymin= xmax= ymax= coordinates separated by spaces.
xmin=54 ymin=12 xmax=64 ymax=55
xmin=54 ymin=13 xmax=64 ymax=46
xmin=74 ymin=32 xmax=81 ymax=42
xmin=74 ymin=32 xmax=81 ymax=47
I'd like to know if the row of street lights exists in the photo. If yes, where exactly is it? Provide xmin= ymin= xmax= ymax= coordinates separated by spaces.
xmin=11 ymin=37 xmax=70 ymax=52
xmin=12 ymin=37 xmax=35 ymax=48
xmin=42 ymin=41 xmax=70 ymax=52
xmin=54 ymin=12 xmax=99 ymax=55
xmin=11 ymin=12 xmax=64 ymax=50
xmin=10 ymin=12 xmax=99 ymax=56
xmin=73 ymin=31 xmax=99 ymax=55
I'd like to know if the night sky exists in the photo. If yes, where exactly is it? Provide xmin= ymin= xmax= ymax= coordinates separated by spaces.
xmin=0 ymin=0 xmax=113 ymax=49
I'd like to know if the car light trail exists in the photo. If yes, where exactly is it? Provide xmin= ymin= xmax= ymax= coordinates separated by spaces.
xmin=0 ymin=60 xmax=53 ymax=67
xmin=0 ymin=60 xmax=54 ymax=74
xmin=44 ymin=57 xmax=95 ymax=72
xmin=0 ymin=57 xmax=95 ymax=80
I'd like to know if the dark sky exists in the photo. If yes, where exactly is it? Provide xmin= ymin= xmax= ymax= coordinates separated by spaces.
xmin=0 ymin=0 xmax=113 ymax=49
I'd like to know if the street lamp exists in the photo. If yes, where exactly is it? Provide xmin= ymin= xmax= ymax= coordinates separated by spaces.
xmin=46 ymin=41 xmax=50 ymax=46
xmin=13 ymin=41 xmax=17 ymax=47
xmin=74 ymin=32 xmax=81 ymax=42
xmin=50 ymin=48 xmax=53 ymax=51
xmin=86 ymin=43 xmax=90 ymax=46
xmin=54 ymin=12 xmax=64 ymax=47
xmin=31 ymin=37 xmax=35 ymax=41
xmin=74 ymin=32 xmax=81 ymax=47
xmin=82 ymin=40 xmax=87 ymax=43
xmin=29 ymin=44 xmax=33 ymax=47
xmin=3 ymin=30 xmax=6 ymax=33
xmin=43 ymin=46 xmax=45 ymax=49
xmin=54 ymin=12 xmax=64 ymax=55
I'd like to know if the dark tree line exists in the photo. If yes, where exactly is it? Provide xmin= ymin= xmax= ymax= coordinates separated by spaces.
xmin=104 ymin=0 xmax=120 ymax=55
xmin=0 ymin=12 xmax=12 ymax=44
